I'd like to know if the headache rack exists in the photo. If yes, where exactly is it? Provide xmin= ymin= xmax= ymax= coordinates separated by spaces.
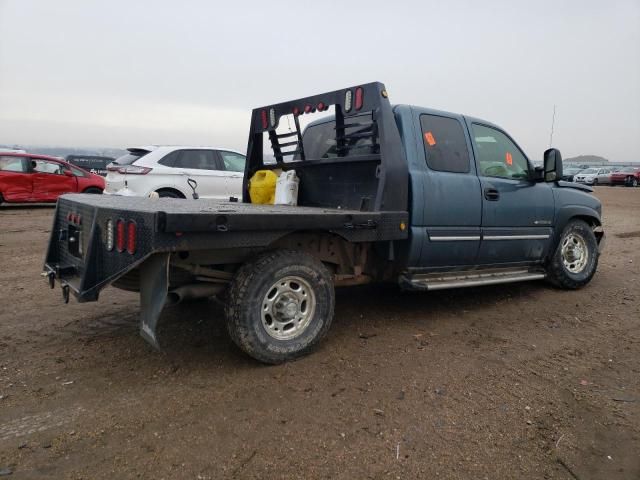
xmin=243 ymin=81 xmax=408 ymax=213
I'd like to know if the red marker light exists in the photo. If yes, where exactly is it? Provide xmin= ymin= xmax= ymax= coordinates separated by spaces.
xmin=76 ymin=215 xmax=82 ymax=225
xmin=317 ymin=102 xmax=326 ymax=111
xmin=116 ymin=219 xmax=125 ymax=252
xmin=304 ymin=104 xmax=312 ymax=113
xmin=355 ymin=87 xmax=364 ymax=110
xmin=292 ymin=106 xmax=300 ymax=116
xmin=126 ymin=221 xmax=136 ymax=254
xmin=260 ymin=109 xmax=268 ymax=129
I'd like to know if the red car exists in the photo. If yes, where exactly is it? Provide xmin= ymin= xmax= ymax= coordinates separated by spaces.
xmin=0 ymin=152 xmax=105 ymax=204
xmin=610 ymin=166 xmax=640 ymax=187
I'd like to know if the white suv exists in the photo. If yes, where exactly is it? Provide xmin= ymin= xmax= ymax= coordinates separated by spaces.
xmin=105 ymin=146 xmax=246 ymax=199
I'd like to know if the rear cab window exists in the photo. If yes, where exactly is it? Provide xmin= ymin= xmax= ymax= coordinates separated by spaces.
xmin=420 ymin=114 xmax=471 ymax=173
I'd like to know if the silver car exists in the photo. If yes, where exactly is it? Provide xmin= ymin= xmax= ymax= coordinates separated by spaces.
xmin=574 ymin=167 xmax=609 ymax=185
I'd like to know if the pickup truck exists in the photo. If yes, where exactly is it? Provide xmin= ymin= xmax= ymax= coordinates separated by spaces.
xmin=43 ymin=82 xmax=605 ymax=364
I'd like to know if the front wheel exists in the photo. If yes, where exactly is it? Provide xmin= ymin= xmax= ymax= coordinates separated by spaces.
xmin=632 ymin=178 xmax=639 ymax=188
xmin=83 ymin=187 xmax=103 ymax=194
xmin=546 ymin=219 xmax=599 ymax=289
xmin=225 ymin=250 xmax=335 ymax=364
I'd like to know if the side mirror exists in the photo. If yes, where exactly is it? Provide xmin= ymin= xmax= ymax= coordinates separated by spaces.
xmin=543 ymin=148 xmax=563 ymax=182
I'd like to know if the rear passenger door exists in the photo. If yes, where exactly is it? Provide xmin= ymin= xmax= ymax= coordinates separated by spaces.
xmin=416 ymin=112 xmax=482 ymax=267
xmin=172 ymin=149 xmax=227 ymax=200
xmin=468 ymin=122 xmax=555 ymax=265
xmin=0 ymin=156 xmax=32 ymax=201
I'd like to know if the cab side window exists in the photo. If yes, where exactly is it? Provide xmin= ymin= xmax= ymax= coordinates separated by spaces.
xmin=33 ymin=160 xmax=65 ymax=175
xmin=173 ymin=150 xmax=217 ymax=170
xmin=420 ymin=114 xmax=471 ymax=173
xmin=472 ymin=124 xmax=529 ymax=179
xmin=219 ymin=151 xmax=246 ymax=172
xmin=0 ymin=156 xmax=27 ymax=172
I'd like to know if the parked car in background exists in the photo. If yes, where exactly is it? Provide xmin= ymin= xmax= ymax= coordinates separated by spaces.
xmin=610 ymin=166 xmax=640 ymax=187
xmin=593 ymin=166 xmax=618 ymax=185
xmin=105 ymin=146 xmax=246 ymax=199
xmin=0 ymin=152 xmax=104 ymax=204
xmin=66 ymin=155 xmax=115 ymax=177
xmin=561 ymin=167 xmax=584 ymax=182
xmin=573 ymin=167 xmax=609 ymax=185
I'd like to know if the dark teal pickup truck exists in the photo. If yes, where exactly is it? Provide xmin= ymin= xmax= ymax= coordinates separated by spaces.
xmin=44 ymin=82 xmax=605 ymax=363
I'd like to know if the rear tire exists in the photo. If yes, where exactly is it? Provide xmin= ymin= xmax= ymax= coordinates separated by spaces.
xmin=225 ymin=249 xmax=335 ymax=364
xmin=83 ymin=187 xmax=102 ymax=194
xmin=157 ymin=189 xmax=184 ymax=199
xmin=632 ymin=178 xmax=639 ymax=188
xmin=592 ymin=179 xmax=598 ymax=186
xmin=546 ymin=219 xmax=598 ymax=289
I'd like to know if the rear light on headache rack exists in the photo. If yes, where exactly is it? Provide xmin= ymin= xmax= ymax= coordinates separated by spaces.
xmin=354 ymin=87 xmax=364 ymax=110
xmin=106 ymin=218 xmax=137 ymax=254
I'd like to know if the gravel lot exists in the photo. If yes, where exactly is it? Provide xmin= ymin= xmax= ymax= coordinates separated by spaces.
xmin=0 ymin=187 xmax=639 ymax=479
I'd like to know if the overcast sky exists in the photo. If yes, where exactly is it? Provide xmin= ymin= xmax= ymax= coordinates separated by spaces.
xmin=0 ymin=0 xmax=638 ymax=161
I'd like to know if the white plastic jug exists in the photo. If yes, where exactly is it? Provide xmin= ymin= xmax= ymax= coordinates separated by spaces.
xmin=275 ymin=170 xmax=299 ymax=206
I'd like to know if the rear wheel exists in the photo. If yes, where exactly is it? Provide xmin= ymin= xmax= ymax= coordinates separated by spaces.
xmin=225 ymin=249 xmax=335 ymax=364
xmin=546 ymin=219 xmax=598 ymax=289
xmin=632 ymin=178 xmax=639 ymax=187
xmin=83 ymin=187 xmax=102 ymax=194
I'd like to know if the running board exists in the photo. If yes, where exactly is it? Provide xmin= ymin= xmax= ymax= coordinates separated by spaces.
xmin=400 ymin=268 xmax=546 ymax=291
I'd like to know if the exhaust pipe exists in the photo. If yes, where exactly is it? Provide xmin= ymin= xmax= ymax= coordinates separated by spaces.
xmin=166 ymin=283 xmax=225 ymax=305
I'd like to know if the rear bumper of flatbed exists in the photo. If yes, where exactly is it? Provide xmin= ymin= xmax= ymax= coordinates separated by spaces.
xmin=44 ymin=194 xmax=409 ymax=302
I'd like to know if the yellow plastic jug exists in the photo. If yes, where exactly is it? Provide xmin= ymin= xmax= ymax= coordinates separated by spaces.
xmin=249 ymin=170 xmax=278 ymax=204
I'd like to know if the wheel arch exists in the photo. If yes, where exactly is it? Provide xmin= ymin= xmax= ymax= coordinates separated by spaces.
xmin=155 ymin=187 xmax=187 ymax=198
xmin=552 ymin=205 xmax=603 ymax=255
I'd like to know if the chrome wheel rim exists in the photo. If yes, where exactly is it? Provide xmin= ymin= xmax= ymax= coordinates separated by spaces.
xmin=561 ymin=233 xmax=589 ymax=274
xmin=261 ymin=276 xmax=316 ymax=340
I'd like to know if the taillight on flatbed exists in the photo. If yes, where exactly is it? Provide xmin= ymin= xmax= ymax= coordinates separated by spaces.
xmin=127 ymin=221 xmax=137 ymax=254
xmin=105 ymin=219 xmax=114 ymax=251
xmin=106 ymin=218 xmax=137 ymax=254
xmin=116 ymin=219 xmax=125 ymax=252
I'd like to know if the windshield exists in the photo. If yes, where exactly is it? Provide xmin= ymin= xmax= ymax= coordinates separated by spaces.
xmin=620 ymin=167 xmax=639 ymax=173
xmin=581 ymin=168 xmax=598 ymax=174
xmin=113 ymin=150 xmax=150 ymax=166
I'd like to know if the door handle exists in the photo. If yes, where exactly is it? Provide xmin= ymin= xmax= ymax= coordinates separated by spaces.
xmin=484 ymin=187 xmax=500 ymax=201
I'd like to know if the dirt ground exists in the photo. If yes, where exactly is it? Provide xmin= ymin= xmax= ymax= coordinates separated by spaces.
xmin=0 ymin=187 xmax=638 ymax=480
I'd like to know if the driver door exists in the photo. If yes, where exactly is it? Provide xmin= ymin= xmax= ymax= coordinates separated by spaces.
xmin=468 ymin=122 xmax=555 ymax=265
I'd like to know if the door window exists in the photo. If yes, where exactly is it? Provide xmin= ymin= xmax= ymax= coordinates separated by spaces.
xmin=173 ymin=150 xmax=217 ymax=170
xmin=0 ymin=156 xmax=27 ymax=172
xmin=420 ymin=114 xmax=471 ymax=173
xmin=472 ymin=124 xmax=529 ymax=179
xmin=220 ymin=151 xmax=246 ymax=172
xmin=33 ymin=160 xmax=65 ymax=175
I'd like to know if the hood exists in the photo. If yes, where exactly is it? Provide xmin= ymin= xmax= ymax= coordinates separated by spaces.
xmin=556 ymin=181 xmax=593 ymax=192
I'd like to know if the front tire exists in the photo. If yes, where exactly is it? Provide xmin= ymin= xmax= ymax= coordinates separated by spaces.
xmin=83 ymin=187 xmax=103 ymax=194
xmin=546 ymin=219 xmax=599 ymax=289
xmin=225 ymin=250 xmax=335 ymax=364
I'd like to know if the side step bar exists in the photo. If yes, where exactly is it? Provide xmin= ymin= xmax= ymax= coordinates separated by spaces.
xmin=400 ymin=268 xmax=546 ymax=291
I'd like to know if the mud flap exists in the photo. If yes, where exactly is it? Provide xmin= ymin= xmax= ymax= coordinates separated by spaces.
xmin=139 ymin=253 xmax=170 ymax=350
